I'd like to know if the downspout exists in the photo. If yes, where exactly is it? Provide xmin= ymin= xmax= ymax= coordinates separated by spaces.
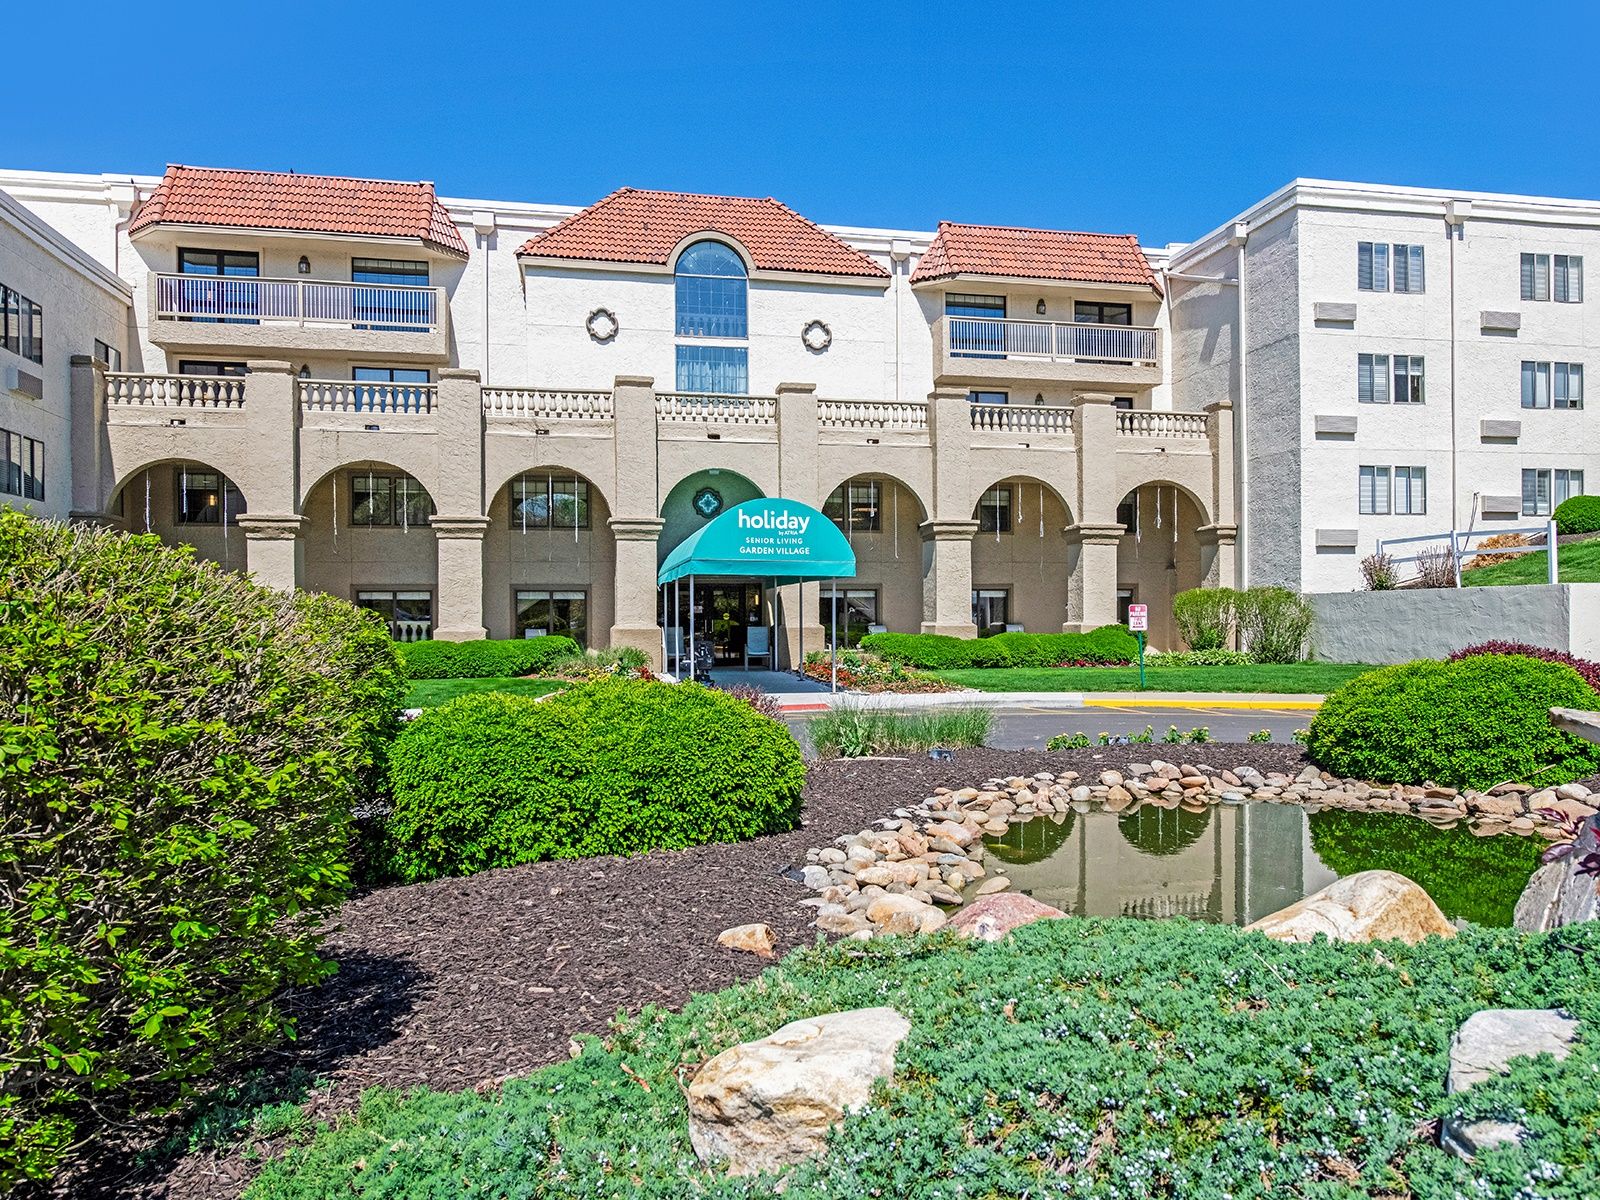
xmin=1231 ymin=223 xmax=1250 ymax=589
xmin=1445 ymin=200 xmax=1471 ymax=535
xmin=471 ymin=211 xmax=497 ymax=385
xmin=891 ymin=239 xmax=911 ymax=404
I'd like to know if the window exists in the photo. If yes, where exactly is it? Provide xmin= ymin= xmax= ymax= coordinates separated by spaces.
xmin=1393 ymin=355 xmax=1425 ymax=404
xmin=1073 ymin=301 xmax=1132 ymax=325
xmin=967 ymin=390 xmax=1008 ymax=405
xmin=178 ymin=360 xmax=249 ymax=376
xmin=173 ymin=468 xmax=244 ymax=525
xmin=352 ymin=366 xmax=431 ymax=411
xmin=1112 ymin=396 xmax=1135 ymax=410
xmin=972 ymin=589 xmax=1009 ymax=632
xmin=1555 ymin=363 xmax=1584 ymax=410
xmin=1 ymin=429 xmax=45 ymax=501
xmin=1523 ymin=361 xmax=1583 ymax=409
xmin=1116 ymin=590 xmax=1135 ymax=626
xmin=976 ymin=486 xmax=1012 ymax=533
xmin=1358 ymin=353 xmax=1390 ymax=404
xmin=93 ymin=339 xmax=121 ymax=371
xmin=947 ymin=293 xmax=1006 ymax=358
xmin=1359 ymin=465 xmax=1391 ymax=515
xmin=823 ymin=480 xmax=881 ymax=532
xmin=356 ymin=590 xmax=434 ymax=641
xmin=176 ymin=248 xmax=260 ymax=323
xmin=351 ymin=257 xmax=430 ymax=331
xmin=674 ymin=242 xmax=747 ymax=338
xmin=675 ymin=344 xmax=749 ymax=393
xmin=516 ymin=589 xmax=588 ymax=647
xmin=1358 ymin=242 xmax=1424 ymax=293
xmin=1 ymin=285 xmax=44 ymax=364
xmin=350 ymin=473 xmax=433 ymax=527
xmin=1522 ymin=253 xmax=1551 ymax=302
xmin=819 ymin=589 xmax=879 ymax=648
xmin=1360 ymin=465 xmax=1426 ymax=515
xmin=1524 ymin=253 xmax=1584 ymax=303
xmin=509 ymin=474 xmax=590 ymax=529
xmin=1556 ymin=255 xmax=1584 ymax=303
xmin=1116 ymin=490 xmax=1139 ymax=533
xmin=1523 ymin=468 xmax=1584 ymax=516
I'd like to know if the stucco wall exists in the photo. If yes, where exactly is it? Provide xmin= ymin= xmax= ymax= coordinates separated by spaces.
xmin=1308 ymin=583 xmax=1600 ymax=664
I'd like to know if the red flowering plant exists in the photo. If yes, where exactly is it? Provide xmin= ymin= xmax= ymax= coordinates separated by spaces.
xmin=801 ymin=650 xmax=956 ymax=694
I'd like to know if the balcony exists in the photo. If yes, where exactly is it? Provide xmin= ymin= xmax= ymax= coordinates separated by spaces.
xmin=932 ymin=315 xmax=1161 ymax=390
xmin=147 ymin=273 xmax=449 ymax=363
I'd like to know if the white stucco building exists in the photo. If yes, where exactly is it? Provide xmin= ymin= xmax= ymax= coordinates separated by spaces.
xmin=0 ymin=163 xmax=1594 ymax=656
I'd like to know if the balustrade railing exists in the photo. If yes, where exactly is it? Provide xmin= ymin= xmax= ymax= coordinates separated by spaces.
xmin=300 ymin=379 xmax=436 ymax=414
xmin=483 ymin=388 xmax=614 ymax=420
xmin=969 ymin=404 xmax=1074 ymax=434
xmin=818 ymin=399 xmax=929 ymax=431
xmin=947 ymin=317 xmax=1158 ymax=364
xmin=1116 ymin=410 xmax=1210 ymax=438
xmin=105 ymin=372 xmax=245 ymax=408
xmin=655 ymin=392 xmax=777 ymax=424
xmin=154 ymin=274 xmax=440 ymax=331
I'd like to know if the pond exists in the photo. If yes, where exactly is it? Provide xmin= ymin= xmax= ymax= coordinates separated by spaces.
xmin=980 ymin=801 xmax=1547 ymax=928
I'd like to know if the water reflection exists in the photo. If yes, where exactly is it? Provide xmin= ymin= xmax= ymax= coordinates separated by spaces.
xmin=982 ymin=802 xmax=1543 ymax=928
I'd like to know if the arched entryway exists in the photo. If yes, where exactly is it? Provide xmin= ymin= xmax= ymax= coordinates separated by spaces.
xmin=969 ymin=475 xmax=1075 ymax=632
xmin=817 ymin=473 xmax=928 ymax=642
xmin=482 ymin=466 xmax=614 ymax=645
xmin=1115 ymin=481 xmax=1208 ymax=649
xmin=658 ymin=469 xmax=774 ymax=668
xmin=111 ymin=459 xmax=249 ymax=573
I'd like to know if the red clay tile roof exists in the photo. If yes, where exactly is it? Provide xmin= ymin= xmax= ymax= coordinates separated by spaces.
xmin=128 ymin=165 xmax=470 ymax=259
xmin=518 ymin=188 xmax=888 ymax=279
xmin=911 ymin=221 xmax=1160 ymax=293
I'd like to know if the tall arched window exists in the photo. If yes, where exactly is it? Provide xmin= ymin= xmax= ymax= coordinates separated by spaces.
xmin=675 ymin=240 xmax=749 ymax=393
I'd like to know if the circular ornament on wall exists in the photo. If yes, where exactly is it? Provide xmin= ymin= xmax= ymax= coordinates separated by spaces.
xmin=801 ymin=319 xmax=832 ymax=352
xmin=586 ymin=307 xmax=620 ymax=343
xmin=692 ymin=487 xmax=724 ymax=519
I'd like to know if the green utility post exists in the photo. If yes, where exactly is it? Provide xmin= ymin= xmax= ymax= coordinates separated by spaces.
xmin=1128 ymin=603 xmax=1149 ymax=691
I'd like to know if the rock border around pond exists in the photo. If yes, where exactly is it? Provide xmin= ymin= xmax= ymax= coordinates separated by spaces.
xmin=798 ymin=759 xmax=1590 ymax=939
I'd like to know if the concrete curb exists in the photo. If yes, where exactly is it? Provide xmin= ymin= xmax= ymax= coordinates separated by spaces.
xmin=772 ymin=690 xmax=1326 ymax=714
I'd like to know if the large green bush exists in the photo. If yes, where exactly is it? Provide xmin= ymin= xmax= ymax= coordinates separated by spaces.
xmin=1171 ymin=587 xmax=1237 ymax=650
xmin=381 ymin=678 xmax=805 ymax=881
xmin=0 ymin=513 xmax=403 ymax=1189
xmin=398 ymin=635 xmax=580 ymax=681
xmin=1235 ymin=586 xmax=1314 ymax=663
xmin=1306 ymin=654 xmax=1600 ymax=789
xmin=1554 ymin=493 xmax=1600 ymax=535
xmin=246 ymin=920 xmax=1600 ymax=1200
xmin=860 ymin=625 xmax=1136 ymax=670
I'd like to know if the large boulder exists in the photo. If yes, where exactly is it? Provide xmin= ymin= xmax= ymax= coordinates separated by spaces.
xmin=1244 ymin=870 xmax=1455 ymax=945
xmin=687 ymin=1007 xmax=911 ymax=1176
xmin=950 ymin=892 xmax=1066 ymax=941
xmin=1514 ymin=815 xmax=1599 ymax=932
xmin=1441 ymin=1008 xmax=1581 ymax=1158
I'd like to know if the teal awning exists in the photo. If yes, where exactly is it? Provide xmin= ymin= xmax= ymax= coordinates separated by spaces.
xmin=657 ymin=498 xmax=857 ymax=585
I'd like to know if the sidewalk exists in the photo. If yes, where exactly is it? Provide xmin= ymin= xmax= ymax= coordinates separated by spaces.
xmin=769 ymin=689 xmax=1325 ymax=714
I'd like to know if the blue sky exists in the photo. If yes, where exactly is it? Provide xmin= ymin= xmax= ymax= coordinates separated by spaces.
xmin=11 ymin=0 xmax=1600 ymax=245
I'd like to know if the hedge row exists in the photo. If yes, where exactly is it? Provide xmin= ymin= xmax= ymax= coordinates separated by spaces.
xmin=399 ymin=635 xmax=580 ymax=680
xmin=1448 ymin=640 xmax=1600 ymax=694
xmin=378 ymin=678 xmax=805 ymax=881
xmin=1554 ymin=493 xmax=1600 ymax=535
xmin=859 ymin=625 xmax=1137 ymax=670
xmin=0 ymin=514 xmax=404 ymax=1188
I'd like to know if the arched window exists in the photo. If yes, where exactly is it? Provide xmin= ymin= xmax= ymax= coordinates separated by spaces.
xmin=675 ymin=240 xmax=749 ymax=393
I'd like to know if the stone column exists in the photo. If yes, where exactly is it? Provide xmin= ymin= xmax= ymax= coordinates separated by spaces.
xmin=774 ymin=381 xmax=825 ymax=669
xmin=432 ymin=516 xmax=490 ymax=641
xmin=920 ymin=520 xmax=978 ymax=637
xmin=434 ymin=368 xmax=485 ymax=516
xmin=1070 ymin=393 xmax=1121 ymax=526
xmin=241 ymin=360 xmax=300 ymax=516
xmin=1205 ymin=400 xmax=1239 ymax=588
xmin=610 ymin=516 xmax=666 ymax=666
xmin=1197 ymin=523 xmax=1239 ymax=591
xmin=236 ymin=514 xmax=305 ymax=591
xmin=69 ymin=354 xmax=110 ymax=521
xmin=1064 ymin=523 xmax=1124 ymax=632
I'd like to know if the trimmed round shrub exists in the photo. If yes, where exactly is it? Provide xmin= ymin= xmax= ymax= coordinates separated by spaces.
xmin=399 ymin=635 xmax=580 ymax=680
xmin=381 ymin=678 xmax=805 ymax=881
xmin=1554 ymin=493 xmax=1600 ymax=535
xmin=1305 ymin=654 xmax=1600 ymax=789
xmin=0 ymin=514 xmax=403 ymax=1189
xmin=1448 ymin=640 xmax=1600 ymax=694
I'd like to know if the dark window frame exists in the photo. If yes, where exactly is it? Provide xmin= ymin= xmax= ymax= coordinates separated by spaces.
xmin=514 ymin=587 xmax=589 ymax=648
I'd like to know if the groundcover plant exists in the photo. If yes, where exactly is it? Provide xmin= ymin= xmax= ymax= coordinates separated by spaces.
xmin=245 ymin=919 xmax=1600 ymax=1199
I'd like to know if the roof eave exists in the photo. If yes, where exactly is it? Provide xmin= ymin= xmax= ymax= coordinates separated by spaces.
xmin=127 ymin=220 xmax=469 ymax=260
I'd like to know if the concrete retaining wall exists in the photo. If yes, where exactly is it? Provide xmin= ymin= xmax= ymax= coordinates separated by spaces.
xmin=1309 ymin=584 xmax=1600 ymax=664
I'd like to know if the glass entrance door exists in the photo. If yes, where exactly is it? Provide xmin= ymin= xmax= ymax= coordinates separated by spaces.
xmin=663 ymin=581 xmax=766 ymax=665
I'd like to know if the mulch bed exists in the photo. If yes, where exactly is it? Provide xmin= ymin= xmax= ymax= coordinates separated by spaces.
xmin=67 ymin=744 xmax=1311 ymax=1200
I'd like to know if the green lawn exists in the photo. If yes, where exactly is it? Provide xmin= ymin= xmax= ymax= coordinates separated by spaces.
xmin=936 ymin=662 xmax=1371 ymax=693
xmin=404 ymin=676 xmax=567 ymax=708
xmin=1462 ymin=536 xmax=1600 ymax=587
